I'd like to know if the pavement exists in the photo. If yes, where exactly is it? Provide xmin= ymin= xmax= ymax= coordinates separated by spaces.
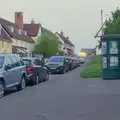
xmin=0 ymin=61 xmax=120 ymax=120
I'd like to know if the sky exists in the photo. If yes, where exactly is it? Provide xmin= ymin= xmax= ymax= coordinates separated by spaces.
xmin=0 ymin=0 xmax=120 ymax=53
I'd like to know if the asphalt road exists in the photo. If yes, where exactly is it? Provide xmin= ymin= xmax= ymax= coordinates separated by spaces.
xmin=0 ymin=64 xmax=120 ymax=120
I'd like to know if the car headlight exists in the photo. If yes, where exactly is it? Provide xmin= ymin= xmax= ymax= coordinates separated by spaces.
xmin=57 ymin=66 xmax=63 ymax=70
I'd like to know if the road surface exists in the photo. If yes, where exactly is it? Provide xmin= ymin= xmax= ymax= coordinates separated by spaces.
xmin=0 ymin=65 xmax=120 ymax=120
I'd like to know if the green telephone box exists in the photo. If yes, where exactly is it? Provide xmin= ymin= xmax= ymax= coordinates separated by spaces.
xmin=101 ymin=34 xmax=120 ymax=80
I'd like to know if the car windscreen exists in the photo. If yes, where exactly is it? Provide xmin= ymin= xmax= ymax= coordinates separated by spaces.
xmin=0 ymin=56 xmax=4 ymax=68
xmin=48 ymin=57 xmax=64 ymax=62
xmin=22 ymin=59 xmax=32 ymax=66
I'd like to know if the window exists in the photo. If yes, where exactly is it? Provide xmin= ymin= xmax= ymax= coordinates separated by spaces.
xmin=2 ymin=41 xmax=4 ymax=48
xmin=110 ymin=56 xmax=118 ymax=67
xmin=48 ymin=56 xmax=64 ymax=62
xmin=34 ymin=59 xmax=42 ymax=66
xmin=24 ymin=31 xmax=27 ymax=35
xmin=11 ymin=27 xmax=14 ymax=32
xmin=0 ymin=56 xmax=4 ymax=68
xmin=10 ymin=55 xmax=20 ymax=67
xmin=109 ymin=41 xmax=118 ymax=54
xmin=103 ymin=57 xmax=107 ymax=68
xmin=19 ymin=29 xmax=21 ymax=35
xmin=22 ymin=59 xmax=32 ymax=66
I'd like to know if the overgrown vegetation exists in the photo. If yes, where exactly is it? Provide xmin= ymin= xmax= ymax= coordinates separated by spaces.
xmin=80 ymin=56 xmax=102 ymax=78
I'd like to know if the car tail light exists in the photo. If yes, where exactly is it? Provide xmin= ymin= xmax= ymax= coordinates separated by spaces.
xmin=26 ymin=66 xmax=36 ymax=71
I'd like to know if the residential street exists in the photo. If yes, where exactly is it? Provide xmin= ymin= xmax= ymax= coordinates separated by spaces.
xmin=0 ymin=62 xmax=120 ymax=120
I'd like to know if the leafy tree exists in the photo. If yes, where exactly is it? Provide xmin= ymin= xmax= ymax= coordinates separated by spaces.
xmin=34 ymin=35 xmax=58 ymax=59
xmin=97 ymin=8 xmax=120 ymax=49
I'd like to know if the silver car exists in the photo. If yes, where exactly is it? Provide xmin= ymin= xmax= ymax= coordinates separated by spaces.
xmin=0 ymin=54 xmax=27 ymax=98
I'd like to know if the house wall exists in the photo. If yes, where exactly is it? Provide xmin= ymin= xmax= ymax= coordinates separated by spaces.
xmin=12 ymin=38 xmax=34 ymax=57
xmin=0 ymin=40 xmax=12 ymax=53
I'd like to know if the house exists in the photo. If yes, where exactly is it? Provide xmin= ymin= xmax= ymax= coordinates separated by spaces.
xmin=56 ymin=31 xmax=75 ymax=56
xmin=55 ymin=32 xmax=66 ymax=55
xmin=24 ymin=19 xmax=41 ymax=42
xmin=0 ymin=12 xmax=35 ymax=57
xmin=0 ymin=24 xmax=12 ymax=53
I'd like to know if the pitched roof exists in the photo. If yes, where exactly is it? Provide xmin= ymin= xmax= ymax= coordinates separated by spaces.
xmin=42 ymin=27 xmax=56 ymax=38
xmin=0 ymin=25 xmax=12 ymax=42
xmin=0 ymin=18 xmax=34 ymax=43
xmin=24 ymin=23 xmax=40 ymax=37
xmin=56 ymin=32 xmax=74 ymax=47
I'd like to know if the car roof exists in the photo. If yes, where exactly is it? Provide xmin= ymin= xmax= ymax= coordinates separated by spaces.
xmin=50 ymin=56 xmax=65 ymax=58
xmin=22 ymin=57 xmax=41 ymax=60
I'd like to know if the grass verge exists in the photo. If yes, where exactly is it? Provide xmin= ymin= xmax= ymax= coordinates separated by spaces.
xmin=80 ymin=55 xmax=102 ymax=78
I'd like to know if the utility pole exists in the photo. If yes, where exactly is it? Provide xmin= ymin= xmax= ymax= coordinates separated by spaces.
xmin=101 ymin=10 xmax=104 ymax=36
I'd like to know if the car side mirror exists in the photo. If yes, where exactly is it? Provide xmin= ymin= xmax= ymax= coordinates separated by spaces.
xmin=4 ymin=64 xmax=11 ymax=70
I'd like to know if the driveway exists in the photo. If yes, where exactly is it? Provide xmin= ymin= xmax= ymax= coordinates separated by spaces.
xmin=0 ymin=65 xmax=120 ymax=120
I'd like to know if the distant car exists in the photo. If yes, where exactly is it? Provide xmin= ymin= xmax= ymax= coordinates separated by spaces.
xmin=80 ymin=57 xmax=84 ymax=64
xmin=76 ymin=59 xmax=80 ymax=67
xmin=0 ymin=54 xmax=27 ymax=98
xmin=45 ymin=56 xmax=69 ymax=74
xmin=22 ymin=58 xmax=49 ymax=85
xmin=71 ymin=58 xmax=76 ymax=69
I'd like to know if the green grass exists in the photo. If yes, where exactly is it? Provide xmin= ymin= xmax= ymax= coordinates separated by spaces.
xmin=80 ymin=55 xmax=102 ymax=78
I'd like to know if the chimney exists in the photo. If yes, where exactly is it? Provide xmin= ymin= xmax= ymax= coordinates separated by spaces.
xmin=15 ymin=12 xmax=24 ymax=29
xmin=31 ymin=19 xmax=35 ymax=24
xmin=60 ymin=31 xmax=63 ymax=36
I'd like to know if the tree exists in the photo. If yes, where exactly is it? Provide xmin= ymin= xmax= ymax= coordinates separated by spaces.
xmin=34 ymin=35 xmax=58 ymax=58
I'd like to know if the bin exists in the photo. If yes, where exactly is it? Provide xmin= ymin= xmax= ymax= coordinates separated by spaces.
xmin=101 ymin=34 xmax=120 ymax=80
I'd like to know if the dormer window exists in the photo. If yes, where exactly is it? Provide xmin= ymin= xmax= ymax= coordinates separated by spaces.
xmin=19 ymin=29 xmax=21 ymax=35
xmin=11 ymin=27 xmax=14 ymax=32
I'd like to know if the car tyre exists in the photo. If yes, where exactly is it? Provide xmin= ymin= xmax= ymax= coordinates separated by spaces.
xmin=17 ymin=76 xmax=26 ymax=91
xmin=0 ymin=81 xmax=4 ymax=98
xmin=61 ymin=67 xmax=66 ymax=74
xmin=44 ymin=72 xmax=49 ymax=81
xmin=32 ymin=74 xmax=39 ymax=85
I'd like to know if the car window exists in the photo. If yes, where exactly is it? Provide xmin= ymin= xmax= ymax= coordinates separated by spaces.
xmin=36 ymin=59 xmax=42 ymax=66
xmin=10 ymin=55 xmax=20 ymax=68
xmin=48 ymin=57 xmax=64 ymax=62
xmin=22 ymin=59 xmax=32 ymax=66
xmin=34 ymin=59 xmax=42 ymax=66
xmin=5 ymin=56 xmax=12 ymax=66
xmin=0 ymin=56 xmax=5 ymax=68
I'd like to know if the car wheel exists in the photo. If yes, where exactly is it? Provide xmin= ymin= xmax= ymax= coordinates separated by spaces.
xmin=45 ymin=73 xmax=49 ymax=81
xmin=0 ymin=81 xmax=4 ymax=98
xmin=17 ymin=76 xmax=26 ymax=91
xmin=33 ymin=74 xmax=39 ymax=85
xmin=61 ymin=67 xmax=66 ymax=74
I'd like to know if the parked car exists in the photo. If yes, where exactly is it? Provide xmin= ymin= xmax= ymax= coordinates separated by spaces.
xmin=0 ymin=54 xmax=27 ymax=98
xmin=22 ymin=58 xmax=49 ymax=85
xmin=80 ymin=57 xmax=85 ymax=64
xmin=45 ymin=56 xmax=69 ymax=74
xmin=76 ymin=59 xmax=81 ymax=67
xmin=66 ymin=57 xmax=73 ymax=70
xmin=71 ymin=58 xmax=76 ymax=69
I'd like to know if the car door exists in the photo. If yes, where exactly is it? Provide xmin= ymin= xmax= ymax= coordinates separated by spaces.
xmin=34 ymin=59 xmax=44 ymax=80
xmin=10 ymin=55 xmax=20 ymax=84
xmin=4 ymin=56 xmax=15 ymax=87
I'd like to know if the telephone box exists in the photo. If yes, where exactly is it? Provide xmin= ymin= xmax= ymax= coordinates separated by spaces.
xmin=101 ymin=34 xmax=120 ymax=80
